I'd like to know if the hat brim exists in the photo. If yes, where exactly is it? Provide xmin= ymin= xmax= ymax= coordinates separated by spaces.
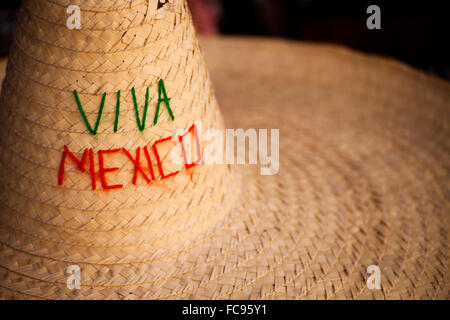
xmin=0 ymin=37 xmax=449 ymax=300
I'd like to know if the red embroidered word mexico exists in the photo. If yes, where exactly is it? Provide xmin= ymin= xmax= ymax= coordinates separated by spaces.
xmin=58 ymin=124 xmax=201 ymax=190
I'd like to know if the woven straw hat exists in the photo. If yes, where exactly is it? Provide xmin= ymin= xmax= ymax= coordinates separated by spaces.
xmin=0 ymin=0 xmax=449 ymax=300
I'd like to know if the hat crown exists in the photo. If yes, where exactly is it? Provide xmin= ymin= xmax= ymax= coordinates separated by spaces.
xmin=0 ymin=0 xmax=241 ymax=251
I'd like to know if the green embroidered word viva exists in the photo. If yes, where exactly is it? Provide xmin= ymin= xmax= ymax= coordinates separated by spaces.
xmin=73 ymin=79 xmax=175 ymax=135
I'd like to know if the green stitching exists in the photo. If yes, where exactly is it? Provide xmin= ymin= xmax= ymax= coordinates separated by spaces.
xmin=132 ymin=87 xmax=149 ymax=132
xmin=154 ymin=79 xmax=175 ymax=125
xmin=73 ymin=90 xmax=106 ymax=136
xmin=74 ymin=80 xmax=174 ymax=134
xmin=114 ymin=90 xmax=121 ymax=133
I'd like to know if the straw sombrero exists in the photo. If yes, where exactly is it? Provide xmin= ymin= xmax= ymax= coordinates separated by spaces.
xmin=0 ymin=0 xmax=449 ymax=300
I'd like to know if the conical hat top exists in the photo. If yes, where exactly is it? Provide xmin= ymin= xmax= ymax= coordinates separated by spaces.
xmin=0 ymin=0 xmax=242 ymax=298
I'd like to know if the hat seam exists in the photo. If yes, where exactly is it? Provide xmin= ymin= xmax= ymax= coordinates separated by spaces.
xmin=12 ymin=21 xmax=190 ymax=73
xmin=5 ymin=48 xmax=204 ymax=94
xmin=46 ymin=0 xmax=148 ymax=12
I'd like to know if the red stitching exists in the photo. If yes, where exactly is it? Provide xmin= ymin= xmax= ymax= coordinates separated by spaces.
xmin=58 ymin=145 xmax=90 ymax=186
xmin=98 ymin=149 xmax=123 ymax=190
xmin=179 ymin=124 xmax=202 ymax=169
xmin=123 ymin=147 xmax=151 ymax=185
xmin=143 ymin=146 xmax=156 ymax=181
xmin=152 ymin=137 xmax=180 ymax=180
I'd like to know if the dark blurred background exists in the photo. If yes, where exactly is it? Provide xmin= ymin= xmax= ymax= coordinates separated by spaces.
xmin=1 ymin=0 xmax=449 ymax=80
